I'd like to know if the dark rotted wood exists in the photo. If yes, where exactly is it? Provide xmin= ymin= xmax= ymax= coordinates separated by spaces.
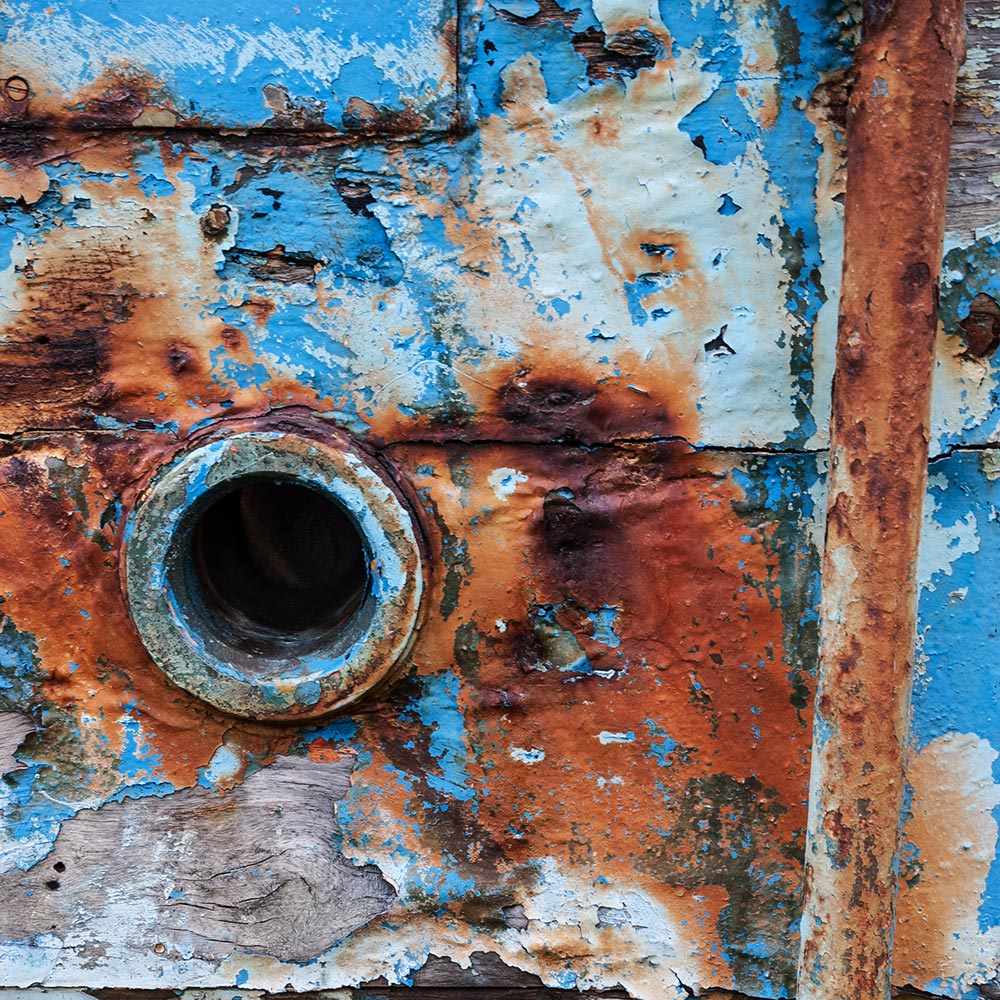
xmin=386 ymin=952 xmax=549 ymax=987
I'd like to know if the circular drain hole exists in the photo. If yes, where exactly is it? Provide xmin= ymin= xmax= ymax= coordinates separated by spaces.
xmin=192 ymin=480 xmax=367 ymax=647
xmin=123 ymin=429 xmax=423 ymax=720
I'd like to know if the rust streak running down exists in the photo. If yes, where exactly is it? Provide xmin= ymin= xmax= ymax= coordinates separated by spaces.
xmin=796 ymin=3 xmax=966 ymax=1000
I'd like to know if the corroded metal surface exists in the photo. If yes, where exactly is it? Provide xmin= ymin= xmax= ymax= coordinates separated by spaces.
xmin=797 ymin=3 xmax=967 ymax=999
xmin=0 ymin=0 xmax=460 ymax=134
xmin=122 ymin=418 xmax=425 ymax=720
xmin=0 ymin=1 xmax=997 ymax=998
xmin=0 ymin=435 xmax=822 ymax=994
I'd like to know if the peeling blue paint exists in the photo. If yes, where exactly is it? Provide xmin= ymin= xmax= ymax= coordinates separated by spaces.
xmin=3 ymin=0 xmax=458 ymax=130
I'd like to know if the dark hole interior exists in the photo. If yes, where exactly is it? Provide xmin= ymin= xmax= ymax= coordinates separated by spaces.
xmin=191 ymin=480 xmax=368 ymax=638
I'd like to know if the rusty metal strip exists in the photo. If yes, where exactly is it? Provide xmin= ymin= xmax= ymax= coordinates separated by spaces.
xmin=796 ymin=3 xmax=966 ymax=998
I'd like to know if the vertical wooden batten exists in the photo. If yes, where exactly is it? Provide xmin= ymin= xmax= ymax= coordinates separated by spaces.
xmin=797 ymin=2 xmax=967 ymax=998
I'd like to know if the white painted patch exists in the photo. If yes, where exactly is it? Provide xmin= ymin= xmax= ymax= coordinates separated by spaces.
xmin=487 ymin=467 xmax=528 ymax=501
xmin=896 ymin=732 xmax=1000 ymax=987
xmin=510 ymin=746 xmax=545 ymax=764
xmin=597 ymin=731 xmax=635 ymax=744
xmin=201 ymin=745 xmax=242 ymax=788
xmin=918 ymin=482 xmax=981 ymax=591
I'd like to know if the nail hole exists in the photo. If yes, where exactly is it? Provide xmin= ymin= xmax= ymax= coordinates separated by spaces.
xmin=52 ymin=861 xmax=65 ymax=873
xmin=190 ymin=479 xmax=368 ymax=649
xmin=44 ymin=879 xmax=60 ymax=890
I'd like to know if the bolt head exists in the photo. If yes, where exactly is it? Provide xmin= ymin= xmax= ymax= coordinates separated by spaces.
xmin=200 ymin=204 xmax=231 ymax=238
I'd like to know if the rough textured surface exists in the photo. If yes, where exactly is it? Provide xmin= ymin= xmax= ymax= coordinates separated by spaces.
xmin=894 ymin=450 xmax=1000 ymax=993
xmin=0 ymin=435 xmax=822 ymax=995
xmin=947 ymin=0 xmax=1000 ymax=240
xmin=0 ymin=754 xmax=395 ymax=962
xmin=0 ymin=3 xmax=845 ymax=450
xmin=0 ymin=714 xmax=35 ymax=777
xmin=797 ymin=3 xmax=967 ymax=1000
xmin=0 ymin=0 xmax=460 ymax=133
xmin=0 ymin=1 xmax=996 ymax=998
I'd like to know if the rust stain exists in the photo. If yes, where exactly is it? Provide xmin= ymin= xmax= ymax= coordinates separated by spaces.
xmin=0 ymin=414 xmax=809 ymax=1000
xmin=360 ymin=441 xmax=815 ymax=991
xmin=958 ymin=291 xmax=1000 ymax=358
xmin=0 ymin=2 xmax=879 ymax=991
xmin=0 ymin=434 xmax=296 ymax=796
xmin=894 ymin=733 xmax=1000 ymax=984
xmin=0 ymin=65 xmax=188 ymax=130
xmin=0 ymin=132 xmax=317 ymax=435
xmin=797 ymin=2 xmax=966 ymax=998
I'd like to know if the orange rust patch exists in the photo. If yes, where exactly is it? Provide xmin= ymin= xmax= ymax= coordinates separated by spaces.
xmin=0 ymin=422 xmax=814 ymax=990
xmin=359 ymin=442 xmax=813 ymax=978
xmin=308 ymin=737 xmax=354 ymax=763
xmin=0 ymin=434 xmax=295 ymax=793
xmin=1 ymin=63 xmax=188 ymax=129
xmin=0 ymin=136 xmax=324 ymax=436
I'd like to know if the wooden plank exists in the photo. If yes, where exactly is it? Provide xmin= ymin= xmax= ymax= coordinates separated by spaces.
xmin=948 ymin=0 xmax=1000 ymax=238
xmin=0 ymin=755 xmax=395 ymax=963
xmin=0 ymin=712 xmax=34 ymax=775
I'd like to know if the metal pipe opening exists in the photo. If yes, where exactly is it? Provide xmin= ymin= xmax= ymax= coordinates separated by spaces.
xmin=191 ymin=479 xmax=368 ymax=645
xmin=123 ymin=427 xmax=424 ymax=721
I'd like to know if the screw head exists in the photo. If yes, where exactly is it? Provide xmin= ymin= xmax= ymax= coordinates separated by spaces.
xmin=4 ymin=77 xmax=29 ymax=102
xmin=200 ymin=203 xmax=231 ymax=238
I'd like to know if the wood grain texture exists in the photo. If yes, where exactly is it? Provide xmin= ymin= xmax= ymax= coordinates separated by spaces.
xmin=0 ymin=713 xmax=34 ymax=775
xmin=0 ymin=754 xmax=395 ymax=962
xmin=948 ymin=0 xmax=1000 ymax=238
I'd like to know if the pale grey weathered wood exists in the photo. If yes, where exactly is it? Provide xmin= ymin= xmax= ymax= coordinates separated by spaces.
xmin=948 ymin=0 xmax=1000 ymax=239
xmin=0 ymin=755 xmax=395 ymax=962
xmin=0 ymin=712 xmax=34 ymax=775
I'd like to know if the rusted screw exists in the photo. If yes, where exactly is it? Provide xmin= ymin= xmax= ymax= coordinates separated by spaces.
xmin=200 ymin=203 xmax=231 ymax=238
xmin=4 ymin=77 xmax=29 ymax=102
xmin=959 ymin=292 xmax=1000 ymax=359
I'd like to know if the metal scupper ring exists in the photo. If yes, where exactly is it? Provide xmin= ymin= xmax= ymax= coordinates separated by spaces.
xmin=122 ymin=429 xmax=423 ymax=721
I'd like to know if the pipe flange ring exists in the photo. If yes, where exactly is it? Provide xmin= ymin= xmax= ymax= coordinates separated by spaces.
xmin=122 ymin=430 xmax=423 ymax=720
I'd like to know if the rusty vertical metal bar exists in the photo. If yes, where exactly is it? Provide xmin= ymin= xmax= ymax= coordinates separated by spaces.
xmin=796 ymin=3 xmax=966 ymax=999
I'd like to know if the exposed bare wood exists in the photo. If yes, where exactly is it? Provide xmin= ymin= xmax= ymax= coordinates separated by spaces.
xmin=0 ymin=755 xmax=394 ymax=962
xmin=947 ymin=0 xmax=1000 ymax=238
xmin=0 ymin=712 xmax=34 ymax=775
